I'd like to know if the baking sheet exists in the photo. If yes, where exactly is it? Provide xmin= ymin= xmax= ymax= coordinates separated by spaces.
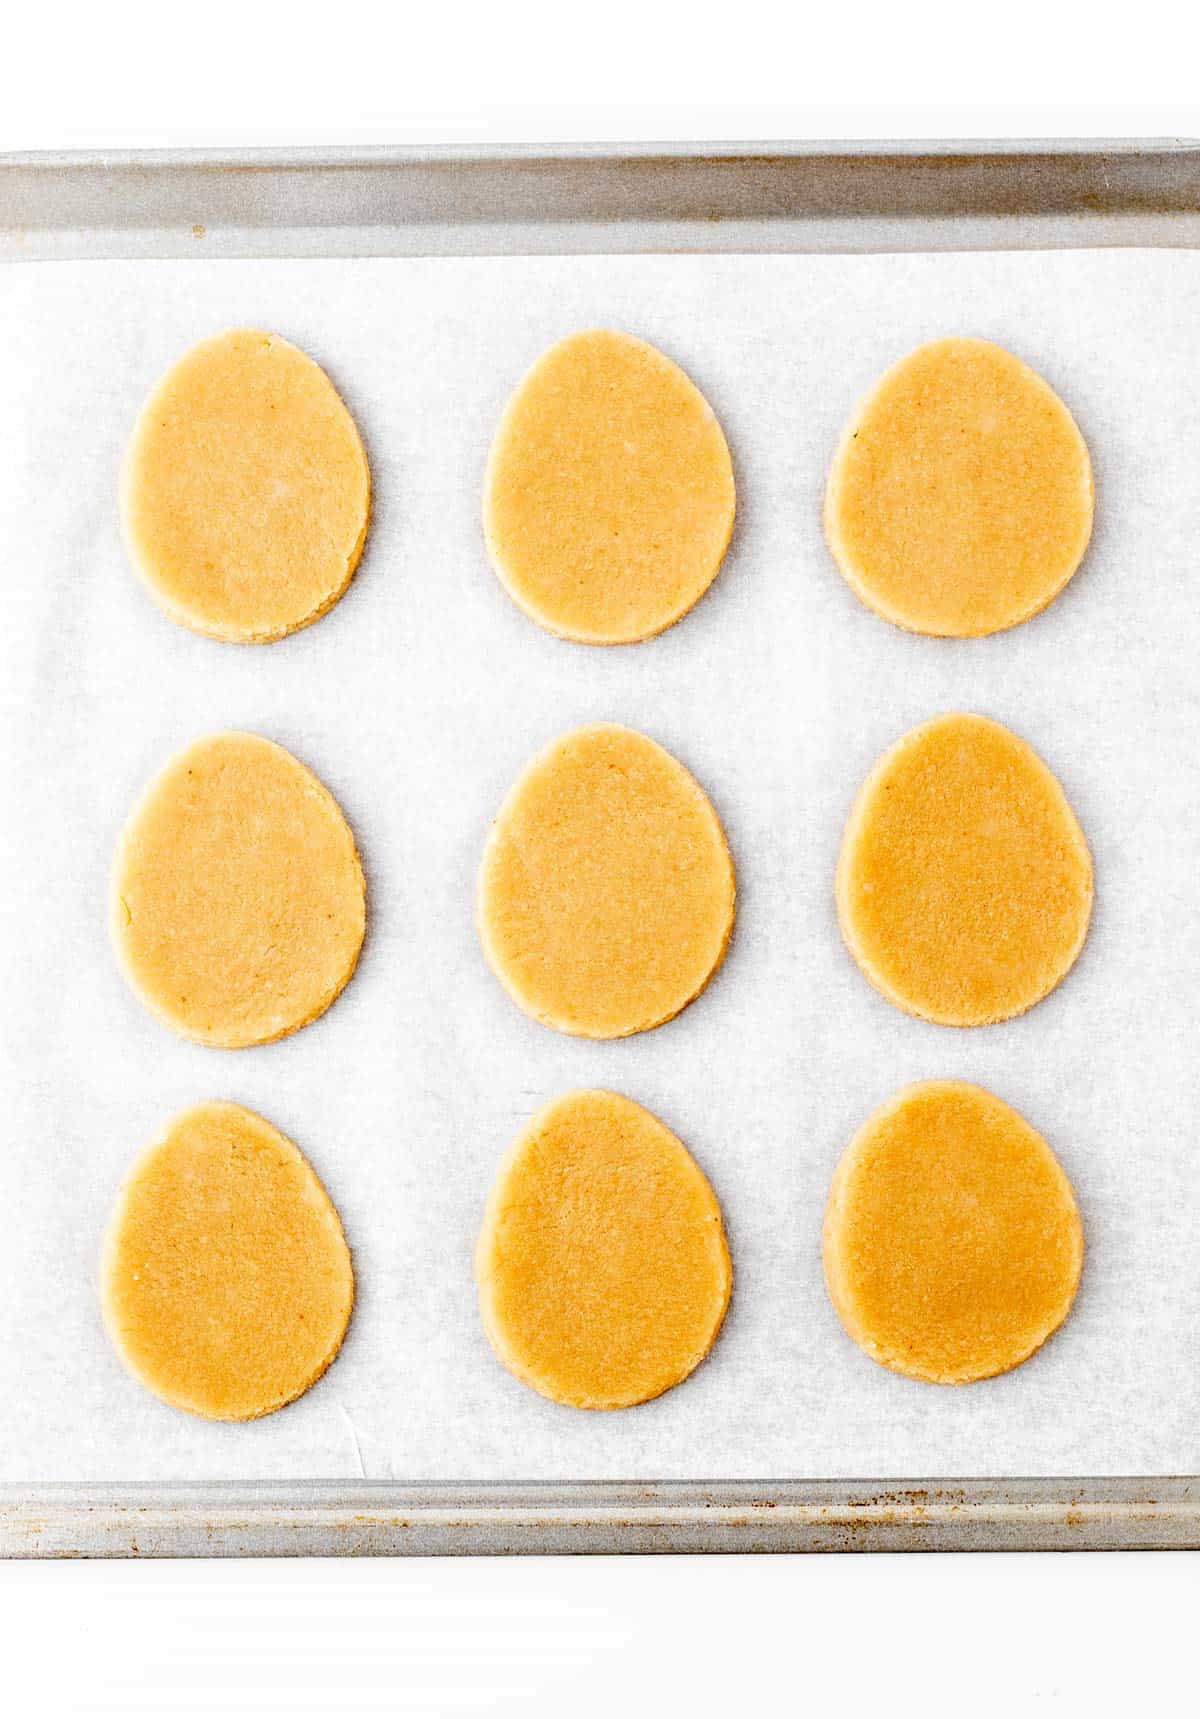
xmin=8 ymin=143 xmax=1200 ymax=258
xmin=2 ymin=248 xmax=1199 ymax=1486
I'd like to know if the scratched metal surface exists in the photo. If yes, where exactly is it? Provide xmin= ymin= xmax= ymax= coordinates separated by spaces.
xmin=4 ymin=1480 xmax=1199 ymax=1556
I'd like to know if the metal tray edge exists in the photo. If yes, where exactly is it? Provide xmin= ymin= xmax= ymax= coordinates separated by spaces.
xmin=3 ymin=142 xmax=1199 ymax=1556
xmin=4 ymin=1480 xmax=1199 ymax=1556
xmin=2 ymin=139 xmax=1200 ymax=259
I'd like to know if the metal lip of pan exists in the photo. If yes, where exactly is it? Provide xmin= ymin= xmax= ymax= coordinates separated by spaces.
xmin=2 ymin=141 xmax=1198 ymax=1555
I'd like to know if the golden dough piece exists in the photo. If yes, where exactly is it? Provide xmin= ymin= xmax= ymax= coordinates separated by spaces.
xmin=476 ymin=1089 xmax=732 ymax=1409
xmin=112 ymin=731 xmax=365 ymax=1048
xmin=101 ymin=1101 xmax=354 ymax=1420
xmin=479 ymin=723 xmax=735 ymax=1038
xmin=825 ymin=336 xmax=1093 ymax=636
xmin=484 ymin=329 xmax=736 ymax=643
xmin=121 ymin=328 xmax=370 ymax=642
xmin=837 ymin=712 xmax=1092 ymax=1027
xmin=824 ymin=1081 xmax=1083 ymax=1384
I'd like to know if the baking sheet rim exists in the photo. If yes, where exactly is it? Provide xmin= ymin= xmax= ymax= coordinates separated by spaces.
xmin=5 ymin=1478 xmax=1200 ymax=1555
xmin=4 ymin=141 xmax=1200 ymax=1555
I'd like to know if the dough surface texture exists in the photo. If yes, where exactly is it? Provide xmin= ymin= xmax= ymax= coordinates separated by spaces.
xmin=112 ymin=731 xmax=365 ymax=1048
xmin=824 ymin=1080 xmax=1083 ymax=1384
xmin=476 ymin=1089 xmax=732 ymax=1409
xmin=478 ymin=722 xmax=735 ymax=1038
xmin=825 ymin=336 xmax=1092 ymax=636
xmin=122 ymin=328 xmax=370 ymax=642
xmin=484 ymin=329 xmax=735 ymax=643
xmin=837 ymin=712 xmax=1092 ymax=1026
xmin=102 ymin=1101 xmax=354 ymax=1420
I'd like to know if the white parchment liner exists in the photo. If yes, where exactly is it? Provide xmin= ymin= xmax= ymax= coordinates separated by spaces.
xmin=2 ymin=250 xmax=1198 ymax=1482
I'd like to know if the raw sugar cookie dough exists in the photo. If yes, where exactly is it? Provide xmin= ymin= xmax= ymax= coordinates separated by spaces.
xmin=837 ymin=712 xmax=1092 ymax=1026
xmin=476 ymin=1089 xmax=732 ymax=1409
xmin=121 ymin=328 xmax=370 ymax=642
xmin=824 ymin=1081 xmax=1083 ymax=1384
xmin=102 ymin=1102 xmax=354 ymax=1420
xmin=825 ymin=336 xmax=1093 ymax=636
xmin=112 ymin=731 xmax=365 ymax=1048
xmin=478 ymin=723 xmax=735 ymax=1038
xmin=484 ymin=329 xmax=736 ymax=643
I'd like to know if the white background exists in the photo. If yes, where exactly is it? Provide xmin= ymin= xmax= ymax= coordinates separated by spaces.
xmin=4 ymin=3 xmax=1199 ymax=1713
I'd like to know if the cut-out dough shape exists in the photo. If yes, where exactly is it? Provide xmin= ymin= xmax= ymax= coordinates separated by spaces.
xmin=122 ymin=328 xmax=370 ymax=642
xmin=824 ymin=1080 xmax=1083 ymax=1384
xmin=825 ymin=336 xmax=1093 ymax=636
xmin=112 ymin=730 xmax=365 ymax=1048
xmin=837 ymin=712 xmax=1092 ymax=1026
xmin=479 ymin=723 xmax=735 ymax=1038
xmin=102 ymin=1101 xmax=354 ymax=1420
xmin=484 ymin=329 xmax=736 ymax=643
xmin=476 ymin=1089 xmax=732 ymax=1409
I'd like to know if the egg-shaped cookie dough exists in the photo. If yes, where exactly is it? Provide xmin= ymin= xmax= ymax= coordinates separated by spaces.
xmin=479 ymin=723 xmax=735 ymax=1038
xmin=484 ymin=329 xmax=736 ymax=643
xmin=121 ymin=328 xmax=370 ymax=642
xmin=112 ymin=731 xmax=365 ymax=1048
xmin=102 ymin=1102 xmax=354 ymax=1420
xmin=825 ymin=336 xmax=1093 ymax=636
xmin=824 ymin=1081 xmax=1083 ymax=1384
xmin=477 ymin=1089 xmax=732 ymax=1409
xmin=837 ymin=712 xmax=1092 ymax=1027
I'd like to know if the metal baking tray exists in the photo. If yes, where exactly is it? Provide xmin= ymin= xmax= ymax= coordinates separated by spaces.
xmin=2 ymin=141 xmax=1199 ymax=1557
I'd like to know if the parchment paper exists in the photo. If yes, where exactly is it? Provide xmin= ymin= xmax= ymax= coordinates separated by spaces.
xmin=3 ymin=249 xmax=1200 ymax=1484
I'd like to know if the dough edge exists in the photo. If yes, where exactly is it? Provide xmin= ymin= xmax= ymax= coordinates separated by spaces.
xmin=823 ymin=335 xmax=1094 ymax=638
xmin=822 ymin=1079 xmax=1084 ymax=1385
xmin=476 ymin=722 xmax=736 ymax=1039
xmin=100 ymin=1099 xmax=355 ymax=1422
xmin=475 ymin=1088 xmax=733 ymax=1410
xmin=834 ymin=711 xmax=1094 ymax=1027
xmin=119 ymin=328 xmax=372 ymax=645
xmin=109 ymin=729 xmax=367 ymax=1049
xmin=482 ymin=329 xmax=736 ymax=645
